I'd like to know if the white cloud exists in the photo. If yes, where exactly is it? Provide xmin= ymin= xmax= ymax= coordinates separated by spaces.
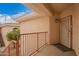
xmin=11 ymin=10 xmax=32 ymax=19
xmin=6 ymin=16 xmax=16 ymax=23
xmin=0 ymin=16 xmax=5 ymax=24
xmin=11 ymin=12 xmax=25 ymax=19
xmin=0 ymin=14 xmax=16 ymax=24
xmin=0 ymin=10 xmax=32 ymax=24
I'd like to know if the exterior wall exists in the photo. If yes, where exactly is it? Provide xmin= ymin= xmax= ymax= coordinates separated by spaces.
xmin=1 ymin=26 xmax=16 ymax=46
xmin=20 ymin=16 xmax=50 ymax=44
xmin=20 ymin=16 xmax=60 ymax=44
xmin=72 ymin=4 xmax=79 ymax=55
xmin=49 ymin=16 xmax=60 ymax=44
xmin=60 ymin=4 xmax=79 ymax=55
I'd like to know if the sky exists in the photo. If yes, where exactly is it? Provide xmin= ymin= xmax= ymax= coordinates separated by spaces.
xmin=0 ymin=3 xmax=32 ymax=24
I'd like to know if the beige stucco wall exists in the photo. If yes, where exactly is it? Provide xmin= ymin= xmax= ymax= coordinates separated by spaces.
xmin=20 ymin=15 xmax=59 ymax=44
xmin=49 ymin=16 xmax=60 ymax=44
xmin=20 ymin=16 xmax=49 ymax=33
xmin=60 ymin=4 xmax=79 ymax=55
xmin=73 ymin=4 xmax=79 ymax=55
xmin=20 ymin=16 xmax=50 ymax=44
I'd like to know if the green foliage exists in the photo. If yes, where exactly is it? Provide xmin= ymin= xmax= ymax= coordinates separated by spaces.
xmin=6 ymin=28 xmax=20 ymax=41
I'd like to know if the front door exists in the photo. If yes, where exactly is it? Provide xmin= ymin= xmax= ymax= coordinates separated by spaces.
xmin=60 ymin=15 xmax=72 ymax=48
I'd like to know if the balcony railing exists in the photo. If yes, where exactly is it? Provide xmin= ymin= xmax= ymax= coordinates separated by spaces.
xmin=0 ymin=40 xmax=20 ymax=56
xmin=20 ymin=32 xmax=48 ymax=56
xmin=0 ymin=32 xmax=48 ymax=56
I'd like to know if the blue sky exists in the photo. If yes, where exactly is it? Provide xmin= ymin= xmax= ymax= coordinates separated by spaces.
xmin=0 ymin=3 xmax=32 ymax=15
xmin=0 ymin=3 xmax=32 ymax=24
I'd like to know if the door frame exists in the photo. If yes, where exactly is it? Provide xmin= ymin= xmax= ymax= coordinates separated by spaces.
xmin=59 ymin=15 xmax=73 ymax=48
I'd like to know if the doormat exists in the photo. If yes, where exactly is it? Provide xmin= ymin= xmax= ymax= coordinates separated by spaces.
xmin=53 ymin=43 xmax=73 ymax=52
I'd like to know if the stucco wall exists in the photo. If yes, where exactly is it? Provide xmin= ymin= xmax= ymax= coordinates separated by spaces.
xmin=20 ymin=16 xmax=50 ymax=43
xmin=20 ymin=15 xmax=60 ymax=44
xmin=60 ymin=4 xmax=79 ymax=55
xmin=20 ymin=17 xmax=49 ymax=33
xmin=73 ymin=4 xmax=79 ymax=55
xmin=49 ymin=16 xmax=60 ymax=44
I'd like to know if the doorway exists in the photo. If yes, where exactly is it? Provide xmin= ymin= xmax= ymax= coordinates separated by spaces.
xmin=60 ymin=15 xmax=72 ymax=48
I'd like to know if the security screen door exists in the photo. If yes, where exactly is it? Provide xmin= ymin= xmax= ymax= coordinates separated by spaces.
xmin=60 ymin=15 xmax=72 ymax=48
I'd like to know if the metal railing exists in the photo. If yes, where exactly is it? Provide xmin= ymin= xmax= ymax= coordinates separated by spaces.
xmin=0 ymin=32 xmax=47 ymax=56
xmin=20 ymin=32 xmax=48 ymax=56
xmin=1 ymin=41 xmax=20 ymax=56
xmin=1 ymin=41 xmax=15 ymax=56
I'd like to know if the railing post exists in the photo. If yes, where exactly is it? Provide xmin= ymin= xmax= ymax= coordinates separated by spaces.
xmin=37 ymin=33 xmax=39 ymax=51
xmin=45 ymin=32 xmax=47 ymax=45
xmin=16 ymin=40 xmax=19 ymax=56
xmin=8 ymin=46 xmax=10 ymax=56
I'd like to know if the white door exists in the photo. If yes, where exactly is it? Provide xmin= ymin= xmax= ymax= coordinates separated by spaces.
xmin=60 ymin=16 xmax=72 ymax=48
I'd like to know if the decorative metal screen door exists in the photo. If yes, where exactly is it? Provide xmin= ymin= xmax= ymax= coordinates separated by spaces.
xmin=60 ymin=15 xmax=72 ymax=48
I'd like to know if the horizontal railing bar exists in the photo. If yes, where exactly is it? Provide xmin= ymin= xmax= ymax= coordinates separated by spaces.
xmin=20 ymin=32 xmax=48 ymax=35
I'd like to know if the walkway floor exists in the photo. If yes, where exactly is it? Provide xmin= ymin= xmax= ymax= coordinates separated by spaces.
xmin=0 ymin=45 xmax=76 ymax=56
xmin=34 ymin=45 xmax=76 ymax=56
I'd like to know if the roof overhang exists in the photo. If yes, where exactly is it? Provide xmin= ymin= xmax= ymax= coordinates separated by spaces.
xmin=16 ymin=12 xmax=42 ymax=22
xmin=16 ymin=3 xmax=53 ymax=22
xmin=23 ymin=3 xmax=52 ymax=16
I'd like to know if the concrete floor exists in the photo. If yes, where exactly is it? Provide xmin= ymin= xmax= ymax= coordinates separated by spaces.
xmin=0 ymin=45 xmax=76 ymax=56
xmin=33 ymin=45 xmax=76 ymax=56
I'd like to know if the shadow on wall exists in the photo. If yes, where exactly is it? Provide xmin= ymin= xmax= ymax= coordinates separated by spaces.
xmin=0 ymin=27 xmax=5 ymax=47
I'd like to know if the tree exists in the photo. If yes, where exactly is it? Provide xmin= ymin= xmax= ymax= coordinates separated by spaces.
xmin=6 ymin=27 xmax=20 ymax=41
xmin=6 ymin=27 xmax=20 ymax=48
